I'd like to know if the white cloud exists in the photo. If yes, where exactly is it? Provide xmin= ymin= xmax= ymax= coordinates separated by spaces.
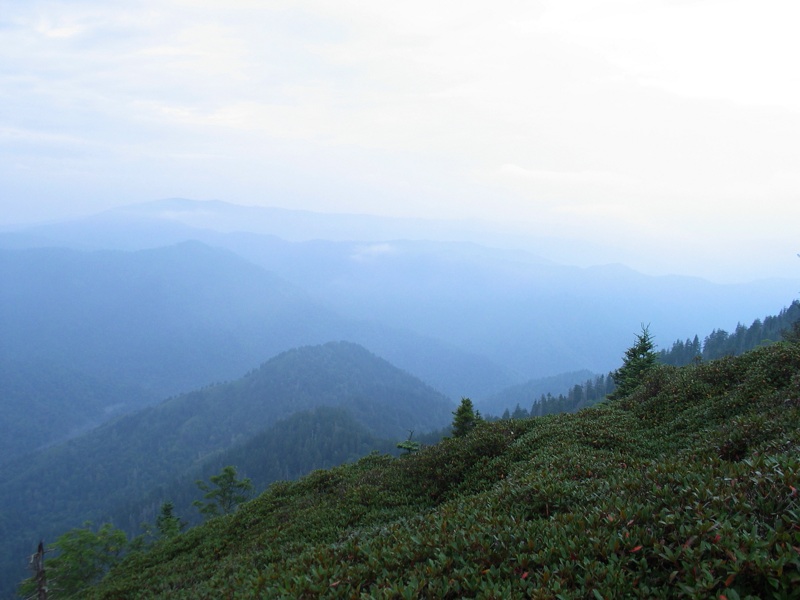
xmin=1 ymin=0 xmax=799 ymax=280
xmin=532 ymin=0 xmax=800 ymax=112
xmin=350 ymin=243 xmax=397 ymax=262
xmin=497 ymin=164 xmax=635 ymax=187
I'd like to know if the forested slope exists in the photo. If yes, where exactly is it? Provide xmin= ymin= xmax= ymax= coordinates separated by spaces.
xmin=2 ymin=342 xmax=452 ymax=598
xmin=0 ymin=359 xmax=151 ymax=465
xmin=87 ymin=341 xmax=800 ymax=598
xmin=114 ymin=406 xmax=400 ymax=536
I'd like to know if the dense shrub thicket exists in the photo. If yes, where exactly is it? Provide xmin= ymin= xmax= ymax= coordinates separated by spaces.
xmin=86 ymin=342 xmax=800 ymax=599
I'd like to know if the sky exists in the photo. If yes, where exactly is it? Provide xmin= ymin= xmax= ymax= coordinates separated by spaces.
xmin=1 ymin=0 xmax=799 ymax=282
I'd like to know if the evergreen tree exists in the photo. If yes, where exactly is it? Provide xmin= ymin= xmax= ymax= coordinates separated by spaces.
xmin=452 ymin=398 xmax=480 ymax=437
xmin=783 ymin=319 xmax=800 ymax=344
xmin=396 ymin=431 xmax=421 ymax=455
xmin=194 ymin=466 xmax=253 ymax=518
xmin=690 ymin=335 xmax=701 ymax=360
xmin=511 ymin=403 xmax=528 ymax=419
xmin=610 ymin=325 xmax=658 ymax=400
xmin=155 ymin=502 xmax=185 ymax=539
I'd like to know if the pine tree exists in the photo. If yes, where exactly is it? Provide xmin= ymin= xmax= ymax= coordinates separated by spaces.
xmin=783 ymin=319 xmax=800 ymax=344
xmin=452 ymin=398 xmax=481 ymax=437
xmin=511 ymin=403 xmax=528 ymax=419
xmin=194 ymin=466 xmax=253 ymax=518
xmin=610 ymin=325 xmax=658 ymax=400
xmin=396 ymin=431 xmax=421 ymax=455
xmin=155 ymin=502 xmax=185 ymax=539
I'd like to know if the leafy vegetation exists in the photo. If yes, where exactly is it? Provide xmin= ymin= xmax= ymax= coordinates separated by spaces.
xmin=19 ymin=523 xmax=126 ymax=599
xmin=83 ymin=340 xmax=800 ymax=598
xmin=193 ymin=466 xmax=253 ymax=519
xmin=396 ymin=432 xmax=421 ymax=456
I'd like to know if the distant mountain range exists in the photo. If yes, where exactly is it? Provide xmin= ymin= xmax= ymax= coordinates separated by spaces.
xmin=0 ymin=241 xmax=514 ymax=453
xmin=1 ymin=198 xmax=798 ymax=598
xmin=1 ymin=197 xmax=543 ymax=249
xmin=2 ymin=198 xmax=797 ymax=461
xmin=3 ymin=198 xmax=795 ymax=383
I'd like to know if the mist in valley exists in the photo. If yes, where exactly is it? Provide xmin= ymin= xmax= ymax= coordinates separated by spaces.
xmin=2 ymin=1 xmax=800 ymax=596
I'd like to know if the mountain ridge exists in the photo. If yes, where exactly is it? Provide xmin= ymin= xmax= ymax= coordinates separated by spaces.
xmin=0 ymin=341 xmax=454 ymax=597
xmin=3 ymin=199 xmax=796 ymax=382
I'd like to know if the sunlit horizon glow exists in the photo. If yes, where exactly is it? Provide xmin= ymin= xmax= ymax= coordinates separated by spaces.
xmin=1 ymin=0 xmax=799 ymax=282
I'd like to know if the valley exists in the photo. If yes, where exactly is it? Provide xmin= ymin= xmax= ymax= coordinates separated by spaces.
xmin=1 ymin=200 xmax=797 ymax=598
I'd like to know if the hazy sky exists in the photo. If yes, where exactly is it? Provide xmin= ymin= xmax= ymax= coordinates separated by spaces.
xmin=1 ymin=1 xmax=799 ymax=281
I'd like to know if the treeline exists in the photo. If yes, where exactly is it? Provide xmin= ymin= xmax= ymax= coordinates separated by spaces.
xmin=495 ymin=300 xmax=800 ymax=421
xmin=659 ymin=300 xmax=800 ymax=366
xmin=496 ymin=373 xmax=616 ymax=421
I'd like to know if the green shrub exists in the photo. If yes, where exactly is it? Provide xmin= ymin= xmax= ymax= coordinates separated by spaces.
xmin=86 ymin=343 xmax=800 ymax=599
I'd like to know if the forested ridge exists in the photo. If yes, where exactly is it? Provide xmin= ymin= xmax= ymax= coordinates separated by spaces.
xmin=487 ymin=300 xmax=800 ymax=421
xmin=659 ymin=300 xmax=800 ymax=365
xmin=0 ymin=342 xmax=452 ymax=598
xmin=112 ymin=406 xmax=400 ymax=536
xmin=79 ymin=338 xmax=800 ymax=598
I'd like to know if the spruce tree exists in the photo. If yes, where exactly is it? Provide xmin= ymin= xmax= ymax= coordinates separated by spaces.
xmin=610 ymin=325 xmax=657 ymax=400
xmin=155 ymin=502 xmax=185 ymax=539
xmin=511 ymin=403 xmax=528 ymax=419
xmin=452 ymin=397 xmax=480 ymax=437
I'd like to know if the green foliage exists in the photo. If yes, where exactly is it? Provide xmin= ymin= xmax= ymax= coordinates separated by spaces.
xmin=19 ymin=522 xmax=127 ymax=599
xmin=500 ymin=301 xmax=799 ymax=422
xmin=610 ymin=324 xmax=658 ymax=399
xmin=155 ymin=502 xmax=185 ymax=540
xmin=783 ymin=318 xmax=800 ymax=344
xmin=396 ymin=431 xmax=421 ymax=455
xmin=121 ymin=406 xmax=399 ymax=539
xmin=85 ymin=342 xmax=800 ymax=599
xmin=194 ymin=466 xmax=253 ymax=519
xmin=451 ymin=397 xmax=482 ymax=438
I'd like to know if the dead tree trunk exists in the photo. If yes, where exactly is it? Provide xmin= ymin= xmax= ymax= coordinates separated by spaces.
xmin=29 ymin=541 xmax=47 ymax=600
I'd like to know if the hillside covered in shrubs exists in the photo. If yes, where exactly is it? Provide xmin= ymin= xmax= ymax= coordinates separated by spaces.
xmin=69 ymin=341 xmax=800 ymax=597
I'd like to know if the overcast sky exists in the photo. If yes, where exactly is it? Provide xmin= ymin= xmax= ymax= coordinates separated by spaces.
xmin=1 ymin=0 xmax=798 ymax=281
